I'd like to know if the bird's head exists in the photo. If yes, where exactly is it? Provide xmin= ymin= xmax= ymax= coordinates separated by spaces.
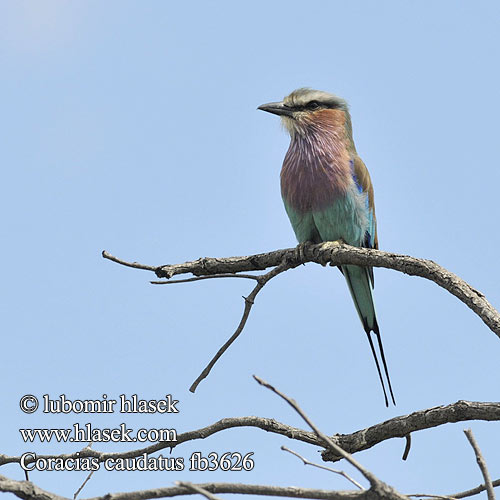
xmin=258 ymin=88 xmax=349 ymax=137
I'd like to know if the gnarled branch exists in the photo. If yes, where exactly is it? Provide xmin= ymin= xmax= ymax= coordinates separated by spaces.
xmin=2 ymin=476 xmax=499 ymax=500
xmin=2 ymin=402 xmax=499 ymax=469
xmin=102 ymin=243 xmax=500 ymax=341
xmin=103 ymin=243 xmax=500 ymax=393
xmin=322 ymin=400 xmax=500 ymax=462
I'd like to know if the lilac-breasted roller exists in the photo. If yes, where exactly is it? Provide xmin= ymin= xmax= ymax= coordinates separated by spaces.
xmin=258 ymin=88 xmax=395 ymax=406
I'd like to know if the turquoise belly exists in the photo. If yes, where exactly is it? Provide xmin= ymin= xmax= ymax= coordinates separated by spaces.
xmin=283 ymin=187 xmax=368 ymax=246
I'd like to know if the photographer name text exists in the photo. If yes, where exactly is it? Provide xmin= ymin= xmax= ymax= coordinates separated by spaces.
xmin=20 ymin=394 xmax=179 ymax=414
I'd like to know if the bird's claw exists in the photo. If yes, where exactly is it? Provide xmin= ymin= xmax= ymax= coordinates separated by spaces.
xmin=295 ymin=241 xmax=313 ymax=263
xmin=320 ymin=240 xmax=343 ymax=266
xmin=322 ymin=239 xmax=342 ymax=249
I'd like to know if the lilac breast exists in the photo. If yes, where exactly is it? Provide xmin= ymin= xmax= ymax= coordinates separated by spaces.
xmin=280 ymin=133 xmax=351 ymax=213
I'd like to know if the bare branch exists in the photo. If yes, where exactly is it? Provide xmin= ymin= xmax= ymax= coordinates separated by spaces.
xmin=0 ymin=476 xmax=371 ymax=500
xmin=281 ymin=446 xmax=364 ymax=490
xmin=189 ymin=260 xmax=296 ymax=392
xmin=2 ymin=471 xmax=500 ymax=500
xmin=104 ymin=243 xmax=500 ymax=393
xmin=463 ymin=429 xmax=495 ymax=500
xmin=101 ymin=250 xmax=156 ymax=272
xmin=407 ymin=495 xmax=457 ymax=499
xmin=175 ymin=482 xmax=223 ymax=500
xmin=321 ymin=401 xmax=500 ymax=462
xmin=0 ymin=416 xmax=317 ymax=468
xmin=253 ymin=375 xmax=407 ymax=500
xmin=74 ymin=471 xmax=95 ymax=500
xmin=86 ymin=483 xmax=364 ymax=500
xmin=102 ymin=243 xmax=500 ymax=341
xmin=2 ymin=402 xmax=500 ymax=469
xmin=402 ymin=435 xmax=411 ymax=461
xmin=0 ymin=474 xmax=67 ymax=500
xmin=151 ymin=273 xmax=259 ymax=285
xmin=448 ymin=478 xmax=500 ymax=499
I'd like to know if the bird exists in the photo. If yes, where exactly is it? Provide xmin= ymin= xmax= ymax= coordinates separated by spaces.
xmin=258 ymin=88 xmax=395 ymax=406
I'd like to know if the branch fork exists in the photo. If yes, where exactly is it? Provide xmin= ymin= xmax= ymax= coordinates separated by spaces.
xmin=103 ymin=243 xmax=500 ymax=393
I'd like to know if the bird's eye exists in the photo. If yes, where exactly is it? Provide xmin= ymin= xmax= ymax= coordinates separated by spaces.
xmin=307 ymin=101 xmax=320 ymax=110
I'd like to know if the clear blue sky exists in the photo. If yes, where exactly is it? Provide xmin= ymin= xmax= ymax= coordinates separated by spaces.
xmin=1 ymin=0 xmax=500 ymax=497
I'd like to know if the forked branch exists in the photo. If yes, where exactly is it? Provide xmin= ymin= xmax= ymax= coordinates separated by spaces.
xmin=102 ymin=243 xmax=500 ymax=340
xmin=103 ymin=243 xmax=500 ymax=392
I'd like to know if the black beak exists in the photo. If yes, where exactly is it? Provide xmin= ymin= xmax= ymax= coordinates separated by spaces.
xmin=257 ymin=101 xmax=294 ymax=117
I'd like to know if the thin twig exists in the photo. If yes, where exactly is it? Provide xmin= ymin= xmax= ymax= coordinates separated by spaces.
xmin=189 ymin=260 xmax=296 ymax=392
xmin=464 ymin=429 xmax=495 ymax=500
xmin=74 ymin=470 xmax=95 ymax=500
xmin=151 ymin=273 xmax=259 ymax=285
xmin=402 ymin=434 xmax=411 ymax=461
xmin=408 ymin=495 xmax=457 ymax=499
xmin=176 ymin=482 xmax=223 ymax=500
xmin=253 ymin=375 xmax=405 ymax=500
xmin=281 ymin=445 xmax=364 ymax=490
xmin=101 ymin=250 xmax=156 ymax=271
xmin=448 ymin=478 xmax=500 ymax=499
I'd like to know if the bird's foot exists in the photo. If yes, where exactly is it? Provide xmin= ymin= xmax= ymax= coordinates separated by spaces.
xmin=322 ymin=239 xmax=343 ymax=249
xmin=321 ymin=240 xmax=343 ymax=266
xmin=295 ymin=241 xmax=313 ymax=263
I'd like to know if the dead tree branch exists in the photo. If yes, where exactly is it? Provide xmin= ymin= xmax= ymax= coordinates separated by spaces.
xmin=448 ymin=478 xmax=500 ymax=499
xmin=2 ymin=475 xmax=500 ymax=500
xmin=281 ymin=446 xmax=364 ymax=490
xmin=2 ymin=402 xmax=500 ymax=469
xmin=189 ymin=259 xmax=297 ymax=392
xmin=0 ymin=476 xmax=374 ymax=500
xmin=0 ymin=474 xmax=67 ymax=500
xmin=463 ymin=429 xmax=495 ymax=500
xmin=321 ymin=401 xmax=500 ymax=462
xmin=254 ymin=375 xmax=407 ymax=500
xmin=102 ymin=243 xmax=500 ymax=342
xmin=175 ymin=482 xmax=224 ymax=500
xmin=103 ymin=243 xmax=500 ymax=392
